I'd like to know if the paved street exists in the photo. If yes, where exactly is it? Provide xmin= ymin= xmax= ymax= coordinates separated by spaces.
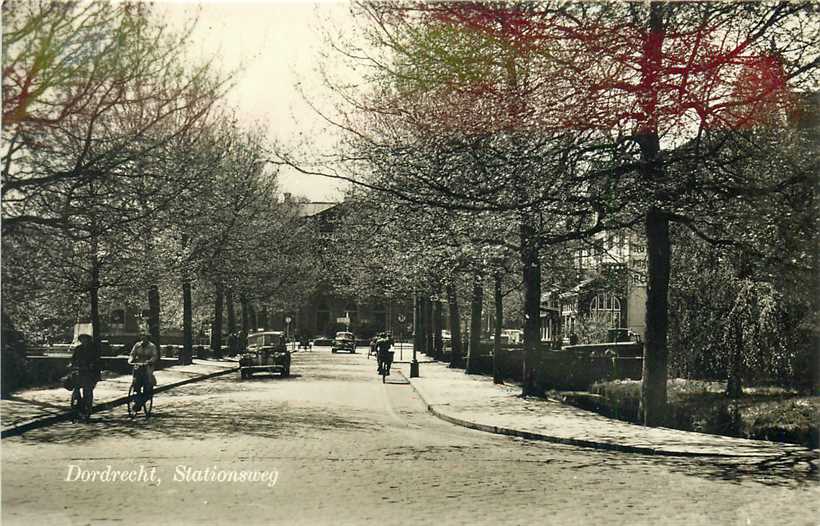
xmin=2 ymin=349 xmax=817 ymax=526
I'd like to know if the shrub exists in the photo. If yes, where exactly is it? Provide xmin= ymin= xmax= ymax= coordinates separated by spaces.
xmin=1 ymin=312 xmax=29 ymax=396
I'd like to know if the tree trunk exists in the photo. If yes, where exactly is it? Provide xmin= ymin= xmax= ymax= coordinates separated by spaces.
xmin=432 ymin=295 xmax=444 ymax=359
xmin=182 ymin=279 xmax=192 ymax=357
xmin=240 ymin=294 xmax=250 ymax=335
xmin=726 ymin=315 xmax=744 ymax=398
xmin=466 ymin=274 xmax=483 ymax=374
xmin=640 ymin=206 xmax=671 ymax=426
xmin=226 ymin=287 xmax=236 ymax=334
xmin=413 ymin=292 xmax=423 ymax=358
xmin=260 ymin=305 xmax=268 ymax=330
xmin=493 ymin=272 xmax=504 ymax=384
xmin=147 ymin=284 xmax=160 ymax=349
xmin=447 ymin=284 xmax=463 ymax=368
xmin=211 ymin=282 xmax=224 ymax=357
xmin=636 ymin=1 xmax=670 ymax=427
xmin=424 ymin=295 xmax=433 ymax=357
xmin=89 ymin=256 xmax=101 ymax=356
xmin=520 ymin=220 xmax=542 ymax=396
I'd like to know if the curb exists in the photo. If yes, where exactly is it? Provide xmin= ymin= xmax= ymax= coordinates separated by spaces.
xmin=1 ymin=366 xmax=238 ymax=439
xmin=399 ymin=369 xmax=788 ymax=459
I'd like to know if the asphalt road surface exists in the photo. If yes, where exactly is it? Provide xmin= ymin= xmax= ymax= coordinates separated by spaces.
xmin=2 ymin=348 xmax=817 ymax=525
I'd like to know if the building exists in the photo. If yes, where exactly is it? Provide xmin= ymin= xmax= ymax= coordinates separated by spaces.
xmin=285 ymin=200 xmax=412 ymax=339
xmin=541 ymin=230 xmax=647 ymax=344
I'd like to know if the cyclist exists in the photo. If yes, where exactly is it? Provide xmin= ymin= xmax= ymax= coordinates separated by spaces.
xmin=128 ymin=334 xmax=159 ymax=411
xmin=376 ymin=333 xmax=393 ymax=375
xmin=69 ymin=334 xmax=101 ymax=411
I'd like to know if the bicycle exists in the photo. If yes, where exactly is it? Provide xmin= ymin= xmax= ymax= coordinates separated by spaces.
xmin=69 ymin=369 xmax=93 ymax=423
xmin=379 ymin=351 xmax=394 ymax=383
xmin=127 ymin=363 xmax=154 ymax=420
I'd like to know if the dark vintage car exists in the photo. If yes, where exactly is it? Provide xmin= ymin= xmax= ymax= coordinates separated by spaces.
xmin=239 ymin=331 xmax=291 ymax=379
xmin=331 ymin=331 xmax=356 ymax=354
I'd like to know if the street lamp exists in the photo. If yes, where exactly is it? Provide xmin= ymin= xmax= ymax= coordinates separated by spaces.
xmin=409 ymin=298 xmax=419 ymax=378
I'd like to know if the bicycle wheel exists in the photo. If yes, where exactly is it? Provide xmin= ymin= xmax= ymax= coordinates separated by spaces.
xmin=127 ymin=384 xmax=136 ymax=419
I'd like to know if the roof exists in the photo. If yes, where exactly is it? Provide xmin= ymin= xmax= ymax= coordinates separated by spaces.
xmin=559 ymin=278 xmax=598 ymax=298
xmin=297 ymin=202 xmax=339 ymax=218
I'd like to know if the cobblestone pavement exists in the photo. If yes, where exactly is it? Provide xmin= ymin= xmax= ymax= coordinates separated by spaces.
xmin=1 ymin=360 xmax=235 ymax=430
xmin=398 ymin=359 xmax=814 ymax=458
xmin=2 ymin=349 xmax=817 ymax=526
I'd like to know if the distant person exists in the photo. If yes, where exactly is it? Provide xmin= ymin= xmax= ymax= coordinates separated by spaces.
xmin=129 ymin=334 xmax=159 ymax=411
xmin=69 ymin=334 xmax=101 ymax=403
xmin=376 ymin=333 xmax=392 ymax=374
xmin=369 ymin=336 xmax=378 ymax=358
xmin=227 ymin=332 xmax=239 ymax=357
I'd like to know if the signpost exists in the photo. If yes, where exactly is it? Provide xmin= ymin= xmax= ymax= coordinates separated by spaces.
xmin=397 ymin=314 xmax=406 ymax=360
xmin=337 ymin=312 xmax=351 ymax=331
xmin=285 ymin=316 xmax=293 ymax=351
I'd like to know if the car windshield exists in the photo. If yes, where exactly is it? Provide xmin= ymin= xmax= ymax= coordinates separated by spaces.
xmin=335 ymin=332 xmax=354 ymax=341
xmin=248 ymin=333 xmax=282 ymax=347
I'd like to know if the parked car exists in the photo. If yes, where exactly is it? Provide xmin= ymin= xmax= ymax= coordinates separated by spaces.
xmin=331 ymin=331 xmax=356 ymax=354
xmin=239 ymin=331 xmax=291 ymax=379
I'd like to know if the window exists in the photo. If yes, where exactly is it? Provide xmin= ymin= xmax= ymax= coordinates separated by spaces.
xmin=589 ymin=293 xmax=621 ymax=328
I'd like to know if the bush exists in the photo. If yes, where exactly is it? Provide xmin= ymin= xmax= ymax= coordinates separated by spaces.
xmin=587 ymin=378 xmax=819 ymax=447
xmin=1 ymin=312 xmax=29 ymax=396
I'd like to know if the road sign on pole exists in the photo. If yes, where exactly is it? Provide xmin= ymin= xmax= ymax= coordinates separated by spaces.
xmin=285 ymin=316 xmax=293 ymax=351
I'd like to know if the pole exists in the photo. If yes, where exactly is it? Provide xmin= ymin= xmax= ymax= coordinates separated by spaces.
xmin=410 ymin=295 xmax=419 ymax=378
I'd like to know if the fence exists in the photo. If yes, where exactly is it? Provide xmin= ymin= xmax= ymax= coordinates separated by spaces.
xmin=440 ymin=341 xmax=643 ymax=392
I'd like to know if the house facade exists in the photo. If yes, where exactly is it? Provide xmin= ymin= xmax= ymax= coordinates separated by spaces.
xmin=541 ymin=230 xmax=647 ymax=344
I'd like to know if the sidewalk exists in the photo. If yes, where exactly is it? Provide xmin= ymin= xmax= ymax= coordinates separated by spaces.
xmin=1 ymin=359 xmax=237 ymax=438
xmin=395 ymin=358 xmax=815 ymax=458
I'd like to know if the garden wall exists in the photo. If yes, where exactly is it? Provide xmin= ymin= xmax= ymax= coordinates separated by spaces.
xmin=441 ymin=343 xmax=643 ymax=391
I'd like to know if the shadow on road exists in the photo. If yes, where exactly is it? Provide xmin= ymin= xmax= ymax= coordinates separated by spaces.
xmin=548 ymin=443 xmax=819 ymax=489
xmin=16 ymin=397 xmax=381 ymax=445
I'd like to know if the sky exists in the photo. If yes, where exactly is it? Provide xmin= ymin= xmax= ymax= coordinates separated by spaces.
xmin=161 ymin=1 xmax=357 ymax=202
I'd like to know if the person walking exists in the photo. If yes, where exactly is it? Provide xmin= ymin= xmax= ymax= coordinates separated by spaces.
xmin=69 ymin=334 xmax=101 ymax=406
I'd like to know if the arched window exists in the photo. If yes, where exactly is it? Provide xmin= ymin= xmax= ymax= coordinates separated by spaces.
xmin=589 ymin=293 xmax=621 ymax=328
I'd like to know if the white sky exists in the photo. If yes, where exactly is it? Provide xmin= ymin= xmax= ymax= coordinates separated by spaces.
xmin=161 ymin=1 xmax=356 ymax=202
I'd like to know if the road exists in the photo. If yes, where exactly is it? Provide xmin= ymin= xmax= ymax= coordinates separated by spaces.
xmin=2 ymin=348 xmax=817 ymax=525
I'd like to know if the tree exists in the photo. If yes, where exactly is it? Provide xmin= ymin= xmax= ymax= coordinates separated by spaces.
xmin=340 ymin=0 xmax=819 ymax=424
xmin=2 ymin=2 xmax=226 ymax=353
